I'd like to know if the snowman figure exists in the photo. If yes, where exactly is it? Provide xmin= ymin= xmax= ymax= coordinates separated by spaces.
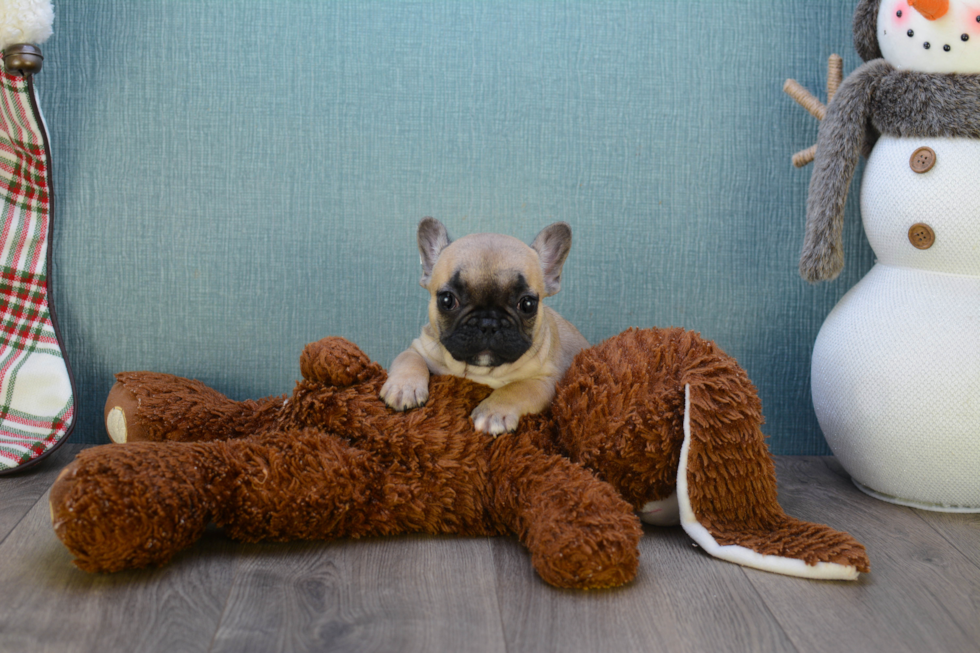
xmin=801 ymin=0 xmax=980 ymax=510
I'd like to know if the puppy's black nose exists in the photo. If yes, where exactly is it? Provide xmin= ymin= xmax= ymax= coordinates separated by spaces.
xmin=470 ymin=315 xmax=502 ymax=336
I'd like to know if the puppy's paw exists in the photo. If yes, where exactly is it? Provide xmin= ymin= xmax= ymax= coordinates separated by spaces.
xmin=471 ymin=401 xmax=521 ymax=436
xmin=380 ymin=376 xmax=429 ymax=411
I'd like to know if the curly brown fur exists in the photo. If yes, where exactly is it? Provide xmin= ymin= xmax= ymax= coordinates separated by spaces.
xmin=552 ymin=328 xmax=695 ymax=507
xmin=52 ymin=331 xmax=868 ymax=585
xmin=50 ymin=441 xmax=230 ymax=572
xmin=554 ymin=329 xmax=869 ymax=572
xmin=106 ymin=372 xmax=285 ymax=443
xmin=487 ymin=422 xmax=641 ymax=589
xmin=54 ymin=338 xmax=642 ymax=589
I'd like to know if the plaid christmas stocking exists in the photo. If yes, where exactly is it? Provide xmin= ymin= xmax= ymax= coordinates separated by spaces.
xmin=0 ymin=58 xmax=75 ymax=473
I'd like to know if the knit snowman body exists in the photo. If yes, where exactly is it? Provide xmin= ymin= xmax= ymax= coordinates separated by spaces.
xmin=806 ymin=0 xmax=980 ymax=510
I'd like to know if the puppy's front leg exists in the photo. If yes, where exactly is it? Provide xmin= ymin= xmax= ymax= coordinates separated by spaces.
xmin=380 ymin=349 xmax=430 ymax=411
xmin=471 ymin=377 xmax=557 ymax=435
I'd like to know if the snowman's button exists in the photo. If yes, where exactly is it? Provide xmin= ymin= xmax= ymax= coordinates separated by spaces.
xmin=908 ymin=223 xmax=936 ymax=250
xmin=909 ymin=147 xmax=936 ymax=173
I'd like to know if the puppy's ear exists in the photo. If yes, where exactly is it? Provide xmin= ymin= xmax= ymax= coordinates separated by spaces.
xmin=530 ymin=222 xmax=572 ymax=296
xmin=417 ymin=217 xmax=451 ymax=287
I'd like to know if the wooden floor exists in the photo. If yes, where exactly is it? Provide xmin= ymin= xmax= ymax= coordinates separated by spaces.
xmin=1 ymin=445 xmax=978 ymax=653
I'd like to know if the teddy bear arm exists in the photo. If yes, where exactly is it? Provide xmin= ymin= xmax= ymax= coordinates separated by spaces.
xmin=488 ymin=434 xmax=641 ymax=589
xmin=105 ymin=372 xmax=286 ymax=444
xmin=801 ymin=59 xmax=891 ymax=282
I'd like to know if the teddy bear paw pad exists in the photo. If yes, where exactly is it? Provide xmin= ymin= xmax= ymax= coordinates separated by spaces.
xmin=106 ymin=407 xmax=128 ymax=443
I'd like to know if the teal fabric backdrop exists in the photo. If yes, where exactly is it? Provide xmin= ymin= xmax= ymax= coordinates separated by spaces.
xmin=41 ymin=0 xmax=873 ymax=453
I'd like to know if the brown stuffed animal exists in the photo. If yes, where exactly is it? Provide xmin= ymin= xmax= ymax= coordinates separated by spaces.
xmin=49 ymin=328 xmax=869 ymax=588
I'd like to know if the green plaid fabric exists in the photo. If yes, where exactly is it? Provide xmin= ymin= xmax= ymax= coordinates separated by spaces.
xmin=0 ymin=67 xmax=74 ymax=472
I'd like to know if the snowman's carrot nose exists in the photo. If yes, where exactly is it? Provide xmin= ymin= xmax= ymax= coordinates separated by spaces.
xmin=908 ymin=0 xmax=949 ymax=20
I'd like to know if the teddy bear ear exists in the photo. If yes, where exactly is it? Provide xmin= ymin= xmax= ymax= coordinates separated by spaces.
xmin=853 ymin=0 xmax=883 ymax=62
xmin=300 ymin=337 xmax=385 ymax=387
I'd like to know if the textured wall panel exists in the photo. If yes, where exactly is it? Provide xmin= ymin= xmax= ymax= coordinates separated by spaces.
xmin=39 ymin=0 xmax=872 ymax=452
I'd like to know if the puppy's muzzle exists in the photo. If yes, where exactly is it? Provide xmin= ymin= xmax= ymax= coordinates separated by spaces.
xmin=442 ymin=310 xmax=532 ymax=366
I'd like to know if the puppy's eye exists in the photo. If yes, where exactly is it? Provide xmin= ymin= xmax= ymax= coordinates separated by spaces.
xmin=437 ymin=292 xmax=458 ymax=311
xmin=518 ymin=296 xmax=538 ymax=315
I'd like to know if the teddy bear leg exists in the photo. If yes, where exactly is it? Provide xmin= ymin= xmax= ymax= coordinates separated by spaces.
xmin=488 ymin=434 xmax=642 ymax=590
xmin=679 ymin=383 xmax=871 ymax=579
xmin=104 ymin=372 xmax=286 ymax=443
xmin=50 ymin=441 xmax=230 ymax=572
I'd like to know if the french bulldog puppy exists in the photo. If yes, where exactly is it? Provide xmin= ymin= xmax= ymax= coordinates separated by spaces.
xmin=380 ymin=218 xmax=589 ymax=435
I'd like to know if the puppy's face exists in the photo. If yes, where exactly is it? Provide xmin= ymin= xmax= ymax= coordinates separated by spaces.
xmin=417 ymin=219 xmax=572 ymax=368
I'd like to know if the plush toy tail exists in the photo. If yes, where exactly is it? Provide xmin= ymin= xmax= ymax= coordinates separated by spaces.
xmin=677 ymin=384 xmax=870 ymax=580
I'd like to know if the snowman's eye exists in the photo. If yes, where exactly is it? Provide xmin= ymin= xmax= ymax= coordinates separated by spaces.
xmin=897 ymin=9 xmax=902 ymax=17
xmin=908 ymin=29 xmax=915 ymax=37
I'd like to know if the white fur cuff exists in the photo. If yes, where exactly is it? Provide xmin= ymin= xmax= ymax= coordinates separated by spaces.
xmin=0 ymin=0 xmax=54 ymax=52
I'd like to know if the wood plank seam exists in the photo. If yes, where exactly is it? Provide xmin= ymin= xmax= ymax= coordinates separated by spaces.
xmin=908 ymin=510 xmax=980 ymax=574
xmin=206 ymin=560 xmax=245 ymax=653
xmin=734 ymin=565 xmax=803 ymax=653
xmin=0 ymin=501 xmax=35 ymax=548
xmin=484 ymin=536 xmax=512 ymax=652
